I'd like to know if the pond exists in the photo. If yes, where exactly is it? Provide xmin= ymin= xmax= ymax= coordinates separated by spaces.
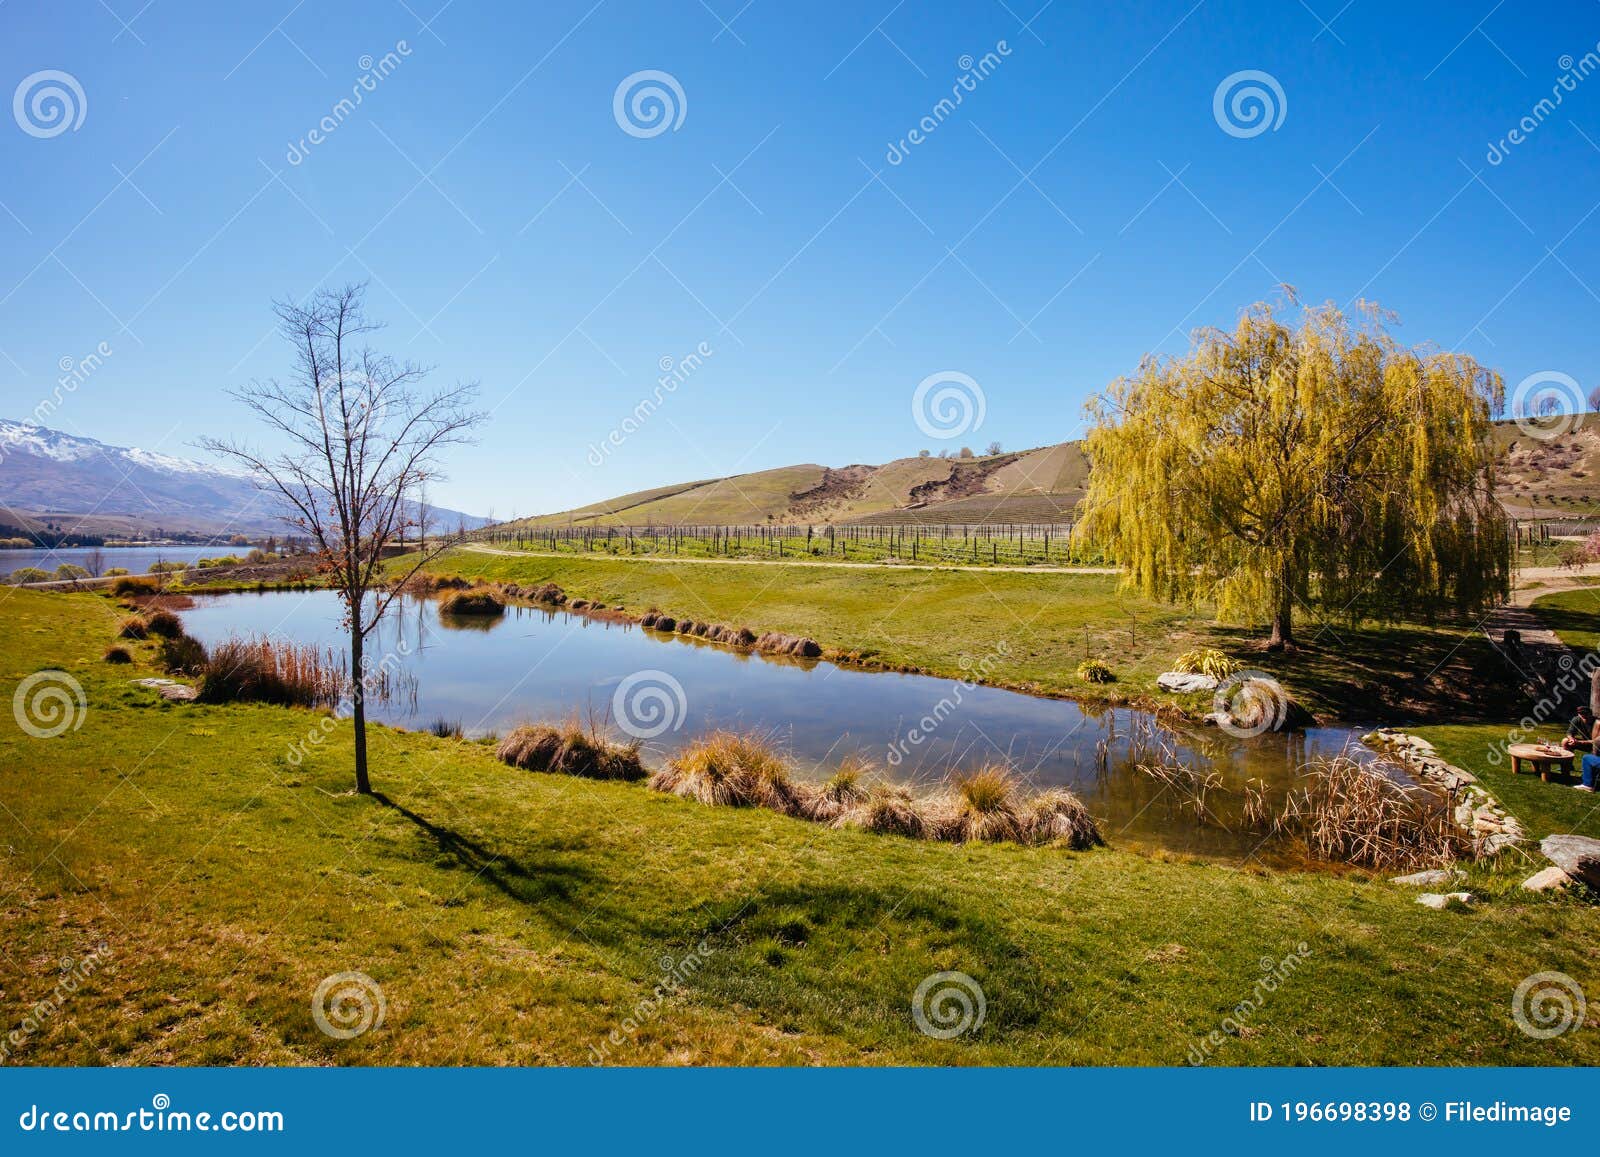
xmin=177 ymin=589 xmax=1377 ymax=863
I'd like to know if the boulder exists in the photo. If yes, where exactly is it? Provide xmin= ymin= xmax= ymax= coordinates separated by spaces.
xmin=1415 ymin=892 xmax=1475 ymax=910
xmin=1479 ymin=833 xmax=1522 ymax=857
xmin=1391 ymin=868 xmax=1463 ymax=887
xmin=1522 ymin=866 xmax=1574 ymax=893
xmin=1156 ymin=671 xmax=1218 ymax=693
xmin=1539 ymin=834 xmax=1600 ymax=888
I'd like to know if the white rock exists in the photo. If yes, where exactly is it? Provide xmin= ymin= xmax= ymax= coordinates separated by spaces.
xmin=1391 ymin=868 xmax=1464 ymax=887
xmin=1522 ymin=866 xmax=1574 ymax=892
xmin=1156 ymin=671 xmax=1218 ymax=693
xmin=1416 ymin=892 xmax=1475 ymax=910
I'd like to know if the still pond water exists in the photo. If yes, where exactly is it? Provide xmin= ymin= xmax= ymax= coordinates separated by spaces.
xmin=180 ymin=589 xmax=1374 ymax=862
xmin=2 ymin=545 xmax=216 ymax=577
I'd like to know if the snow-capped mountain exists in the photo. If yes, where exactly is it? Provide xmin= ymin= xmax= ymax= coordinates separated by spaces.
xmin=0 ymin=419 xmax=487 ymax=538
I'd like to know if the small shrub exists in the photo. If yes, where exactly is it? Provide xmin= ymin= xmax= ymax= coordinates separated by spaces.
xmin=648 ymin=731 xmax=801 ymax=813
xmin=7 ymin=567 xmax=50 ymax=584
xmin=54 ymin=564 xmax=90 ymax=581
xmin=1077 ymin=658 xmax=1115 ymax=684
xmin=111 ymin=575 xmax=159 ymax=596
xmin=104 ymin=567 xmax=130 ymax=577
xmin=117 ymin=616 xmax=149 ymax=639
xmin=496 ymin=721 xmax=644 ymax=781
xmin=1173 ymin=648 xmax=1239 ymax=679
xmin=143 ymin=608 xmax=184 ymax=638
xmin=103 ymin=646 xmax=132 ymax=664
xmin=437 ymin=587 xmax=506 ymax=616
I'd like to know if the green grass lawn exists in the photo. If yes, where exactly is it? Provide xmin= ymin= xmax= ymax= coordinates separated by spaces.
xmin=1531 ymin=586 xmax=1600 ymax=652
xmin=417 ymin=548 xmax=1513 ymax=725
xmin=3 ymin=588 xmax=1598 ymax=1065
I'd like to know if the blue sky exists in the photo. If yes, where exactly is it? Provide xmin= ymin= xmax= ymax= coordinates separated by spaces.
xmin=3 ymin=0 xmax=1598 ymax=515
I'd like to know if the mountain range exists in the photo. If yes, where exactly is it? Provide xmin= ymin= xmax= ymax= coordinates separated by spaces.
xmin=0 ymin=419 xmax=489 ymax=540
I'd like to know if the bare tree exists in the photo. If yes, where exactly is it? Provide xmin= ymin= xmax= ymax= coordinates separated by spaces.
xmin=203 ymin=284 xmax=484 ymax=794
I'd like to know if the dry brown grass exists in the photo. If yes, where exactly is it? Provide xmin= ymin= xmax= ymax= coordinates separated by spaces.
xmin=143 ymin=608 xmax=184 ymax=638
xmin=799 ymin=756 xmax=873 ymax=821
xmin=1276 ymin=754 xmax=1461 ymax=870
xmin=1018 ymin=789 xmax=1104 ymax=849
xmin=103 ymin=645 xmax=132 ymax=664
xmin=117 ymin=616 xmax=148 ymax=639
xmin=832 ymin=782 xmax=929 ymax=839
xmin=648 ymin=731 xmax=802 ymax=814
xmin=437 ymin=587 xmax=506 ymax=616
xmin=197 ymin=637 xmax=344 ymax=707
xmin=496 ymin=720 xmax=645 ymax=781
xmin=931 ymin=766 xmax=1027 ymax=843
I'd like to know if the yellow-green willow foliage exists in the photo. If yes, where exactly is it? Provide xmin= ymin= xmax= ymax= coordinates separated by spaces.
xmin=1077 ymin=299 xmax=1509 ymax=647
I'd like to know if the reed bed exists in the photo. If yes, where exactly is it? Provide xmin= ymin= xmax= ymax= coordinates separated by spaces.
xmin=436 ymin=587 xmax=506 ymax=616
xmin=197 ymin=637 xmax=347 ymax=707
xmin=647 ymin=731 xmax=803 ymax=813
xmin=1275 ymin=754 xmax=1461 ymax=870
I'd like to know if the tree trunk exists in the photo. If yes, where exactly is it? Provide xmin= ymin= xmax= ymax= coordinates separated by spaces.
xmin=350 ymin=617 xmax=370 ymax=795
xmin=1267 ymin=561 xmax=1295 ymax=650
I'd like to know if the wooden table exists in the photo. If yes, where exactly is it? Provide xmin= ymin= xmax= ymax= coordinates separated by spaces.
xmin=1507 ymin=743 xmax=1576 ymax=782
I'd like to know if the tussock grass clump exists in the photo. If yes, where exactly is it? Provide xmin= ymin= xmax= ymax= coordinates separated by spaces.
xmin=756 ymin=631 xmax=822 ymax=658
xmin=197 ymin=637 xmax=343 ymax=706
xmin=1173 ymin=647 xmax=1240 ymax=679
xmin=156 ymin=633 xmax=208 ymax=676
xmin=496 ymin=721 xmax=645 ymax=781
xmin=437 ymin=587 xmax=506 ymax=616
xmin=1276 ymin=754 xmax=1461 ymax=870
xmin=1018 ymin=789 xmax=1104 ymax=849
xmin=1077 ymin=658 xmax=1115 ymax=683
xmin=648 ymin=731 xmax=802 ymax=814
xmin=832 ymin=782 xmax=928 ymax=839
xmin=103 ymin=645 xmax=132 ymax=664
xmin=935 ymin=766 xmax=1026 ymax=843
xmin=143 ymin=608 xmax=184 ymax=638
xmin=117 ymin=616 xmax=149 ymax=639
xmin=800 ymin=757 xmax=874 ymax=822
xmin=110 ymin=575 xmax=159 ymax=596
xmin=529 ymin=582 xmax=566 ymax=605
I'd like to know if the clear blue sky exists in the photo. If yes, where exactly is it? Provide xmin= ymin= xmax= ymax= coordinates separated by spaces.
xmin=3 ymin=0 xmax=1598 ymax=515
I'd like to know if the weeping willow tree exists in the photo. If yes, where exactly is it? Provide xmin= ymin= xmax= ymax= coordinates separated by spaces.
xmin=1077 ymin=296 xmax=1510 ymax=649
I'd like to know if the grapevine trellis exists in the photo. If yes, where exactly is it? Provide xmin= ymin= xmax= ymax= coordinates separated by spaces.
xmin=471 ymin=522 xmax=1099 ymax=566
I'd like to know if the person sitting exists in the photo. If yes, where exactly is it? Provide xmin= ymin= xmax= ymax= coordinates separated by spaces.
xmin=1563 ymin=706 xmax=1596 ymax=753
xmin=1578 ymin=713 xmax=1600 ymax=792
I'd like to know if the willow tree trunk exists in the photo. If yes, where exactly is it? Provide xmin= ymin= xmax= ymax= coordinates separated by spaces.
xmin=1268 ymin=560 xmax=1295 ymax=650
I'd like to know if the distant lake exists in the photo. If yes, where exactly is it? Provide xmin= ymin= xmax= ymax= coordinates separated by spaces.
xmin=0 ymin=545 xmax=219 ymax=577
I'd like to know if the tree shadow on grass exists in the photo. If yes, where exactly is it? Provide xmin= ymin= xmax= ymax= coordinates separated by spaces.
xmin=370 ymin=791 xmax=598 ymax=912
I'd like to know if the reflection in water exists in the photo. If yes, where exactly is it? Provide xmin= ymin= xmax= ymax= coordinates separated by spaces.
xmin=179 ymin=590 xmax=1374 ymax=862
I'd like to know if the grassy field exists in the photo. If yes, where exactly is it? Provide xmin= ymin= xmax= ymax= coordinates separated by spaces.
xmin=3 ymin=587 xmax=1599 ymax=1066
xmin=417 ymin=548 xmax=1513 ymax=724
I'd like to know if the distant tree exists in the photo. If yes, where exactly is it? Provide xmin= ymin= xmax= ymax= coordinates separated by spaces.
xmin=84 ymin=546 xmax=106 ymax=577
xmin=918 ymin=449 xmax=931 ymax=458
xmin=958 ymin=446 xmax=974 ymax=458
xmin=1078 ymin=296 xmax=1508 ymax=649
xmin=203 ymin=284 xmax=484 ymax=794
xmin=985 ymin=441 xmax=1002 ymax=456
xmin=53 ymin=563 xmax=89 ymax=581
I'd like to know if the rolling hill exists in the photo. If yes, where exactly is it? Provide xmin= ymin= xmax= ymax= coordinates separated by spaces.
xmin=507 ymin=420 xmax=1600 ymax=530
xmin=510 ymin=442 xmax=1092 ymax=529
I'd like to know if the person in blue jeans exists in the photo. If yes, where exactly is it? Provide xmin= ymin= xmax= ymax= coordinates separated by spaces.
xmin=1582 ymin=752 xmax=1600 ymax=792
